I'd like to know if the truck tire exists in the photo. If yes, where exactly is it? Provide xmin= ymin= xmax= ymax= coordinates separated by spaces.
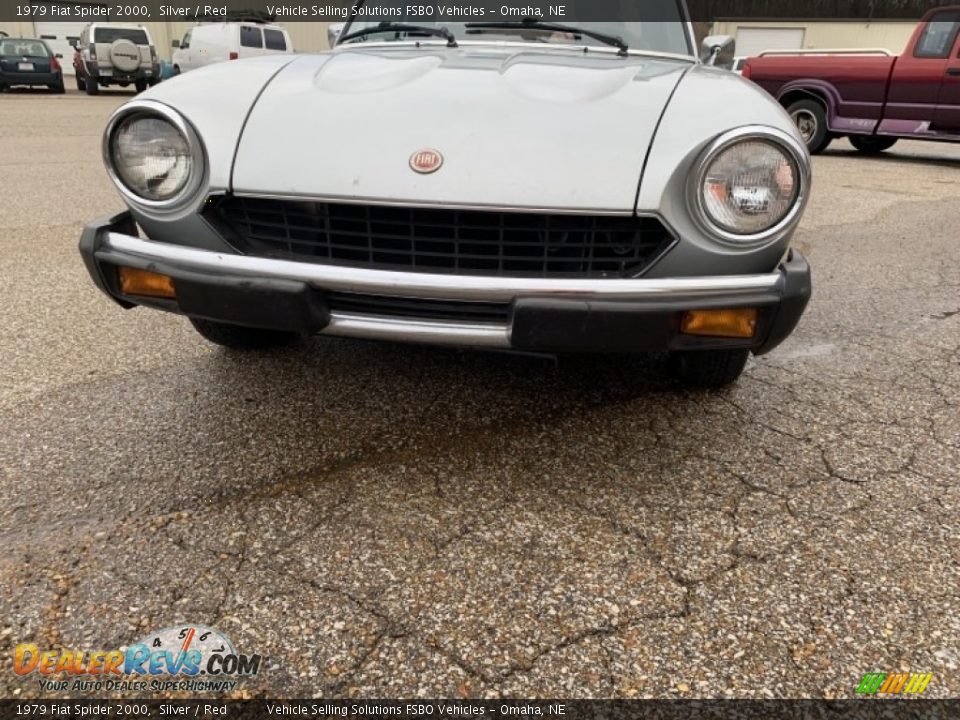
xmin=786 ymin=99 xmax=831 ymax=154
xmin=670 ymin=349 xmax=750 ymax=388
xmin=85 ymin=75 xmax=99 ymax=95
xmin=849 ymin=135 xmax=898 ymax=154
xmin=190 ymin=318 xmax=300 ymax=350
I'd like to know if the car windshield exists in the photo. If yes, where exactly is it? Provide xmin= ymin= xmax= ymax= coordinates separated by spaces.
xmin=0 ymin=39 xmax=50 ymax=57
xmin=94 ymin=27 xmax=149 ymax=44
xmin=341 ymin=1 xmax=692 ymax=56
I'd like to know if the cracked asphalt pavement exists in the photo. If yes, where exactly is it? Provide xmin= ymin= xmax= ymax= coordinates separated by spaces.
xmin=1 ymin=91 xmax=958 ymax=700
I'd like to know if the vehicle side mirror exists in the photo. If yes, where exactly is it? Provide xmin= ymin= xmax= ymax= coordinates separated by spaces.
xmin=700 ymin=35 xmax=736 ymax=68
xmin=327 ymin=22 xmax=345 ymax=47
xmin=171 ymin=39 xmax=180 ymax=48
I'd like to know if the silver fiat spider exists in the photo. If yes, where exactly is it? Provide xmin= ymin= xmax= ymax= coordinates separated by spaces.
xmin=80 ymin=2 xmax=812 ymax=387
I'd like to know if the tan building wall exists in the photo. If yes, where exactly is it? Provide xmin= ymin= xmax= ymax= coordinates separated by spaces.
xmin=713 ymin=20 xmax=916 ymax=55
xmin=0 ymin=20 xmax=38 ymax=38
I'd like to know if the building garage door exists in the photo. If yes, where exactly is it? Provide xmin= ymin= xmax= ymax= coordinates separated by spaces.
xmin=33 ymin=2 xmax=106 ymax=74
xmin=735 ymin=27 xmax=805 ymax=58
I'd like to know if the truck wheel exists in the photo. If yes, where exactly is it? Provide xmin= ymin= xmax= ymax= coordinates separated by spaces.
xmin=84 ymin=76 xmax=99 ymax=95
xmin=190 ymin=318 xmax=300 ymax=350
xmin=670 ymin=349 xmax=750 ymax=388
xmin=787 ymin=99 xmax=831 ymax=154
xmin=849 ymin=136 xmax=898 ymax=154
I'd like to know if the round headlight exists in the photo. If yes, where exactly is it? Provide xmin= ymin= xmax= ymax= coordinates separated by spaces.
xmin=692 ymin=128 xmax=807 ymax=244
xmin=104 ymin=102 xmax=204 ymax=208
xmin=112 ymin=115 xmax=192 ymax=200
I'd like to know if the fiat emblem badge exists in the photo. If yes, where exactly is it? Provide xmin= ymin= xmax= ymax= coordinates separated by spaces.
xmin=409 ymin=149 xmax=443 ymax=174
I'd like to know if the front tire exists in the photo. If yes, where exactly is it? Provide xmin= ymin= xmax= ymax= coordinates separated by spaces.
xmin=849 ymin=135 xmax=898 ymax=154
xmin=190 ymin=318 xmax=299 ymax=350
xmin=50 ymin=80 xmax=65 ymax=94
xmin=84 ymin=75 xmax=98 ymax=95
xmin=670 ymin=349 xmax=750 ymax=388
xmin=786 ymin=99 xmax=831 ymax=154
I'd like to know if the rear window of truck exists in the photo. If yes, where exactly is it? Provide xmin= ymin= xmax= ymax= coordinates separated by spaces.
xmin=914 ymin=11 xmax=960 ymax=58
xmin=94 ymin=28 xmax=149 ymax=45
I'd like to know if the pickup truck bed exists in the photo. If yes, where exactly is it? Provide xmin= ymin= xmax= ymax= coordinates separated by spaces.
xmin=744 ymin=7 xmax=960 ymax=154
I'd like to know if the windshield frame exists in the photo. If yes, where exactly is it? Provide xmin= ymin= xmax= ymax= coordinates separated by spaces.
xmin=338 ymin=0 xmax=696 ymax=59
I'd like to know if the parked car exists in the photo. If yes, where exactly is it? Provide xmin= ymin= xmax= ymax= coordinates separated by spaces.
xmin=171 ymin=22 xmax=293 ymax=75
xmin=79 ymin=9 xmax=812 ymax=387
xmin=73 ymin=23 xmax=159 ymax=95
xmin=0 ymin=38 xmax=64 ymax=93
xmin=744 ymin=6 xmax=960 ymax=154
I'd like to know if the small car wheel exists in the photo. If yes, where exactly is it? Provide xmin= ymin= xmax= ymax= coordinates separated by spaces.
xmin=75 ymin=74 xmax=85 ymax=90
xmin=786 ymin=99 xmax=830 ymax=154
xmin=135 ymin=79 xmax=147 ymax=93
xmin=190 ymin=318 xmax=300 ymax=350
xmin=50 ymin=80 xmax=65 ymax=94
xmin=849 ymin=135 xmax=898 ymax=154
xmin=670 ymin=349 xmax=750 ymax=388
xmin=84 ymin=76 xmax=99 ymax=95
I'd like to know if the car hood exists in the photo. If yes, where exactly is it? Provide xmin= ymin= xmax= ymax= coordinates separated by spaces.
xmin=231 ymin=47 xmax=691 ymax=212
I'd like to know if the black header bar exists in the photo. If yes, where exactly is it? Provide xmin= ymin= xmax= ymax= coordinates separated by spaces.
xmin=0 ymin=0 xmax=955 ymax=23
xmin=0 ymin=699 xmax=956 ymax=719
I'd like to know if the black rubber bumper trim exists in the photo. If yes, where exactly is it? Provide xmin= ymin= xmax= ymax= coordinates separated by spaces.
xmin=171 ymin=272 xmax=329 ymax=333
xmin=79 ymin=211 xmax=811 ymax=352
xmin=510 ymin=250 xmax=811 ymax=354
xmin=79 ymin=211 xmax=329 ymax=332
xmin=753 ymin=249 xmax=812 ymax=355
xmin=79 ymin=211 xmax=138 ymax=309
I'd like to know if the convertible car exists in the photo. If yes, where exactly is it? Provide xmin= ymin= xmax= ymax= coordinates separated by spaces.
xmin=79 ymin=3 xmax=812 ymax=387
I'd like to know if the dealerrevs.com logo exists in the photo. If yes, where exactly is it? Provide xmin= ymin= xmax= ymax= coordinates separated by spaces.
xmin=14 ymin=624 xmax=262 ymax=694
xmin=856 ymin=671 xmax=934 ymax=696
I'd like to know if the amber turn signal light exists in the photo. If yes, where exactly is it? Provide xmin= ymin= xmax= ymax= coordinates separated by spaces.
xmin=117 ymin=267 xmax=176 ymax=299
xmin=681 ymin=308 xmax=758 ymax=339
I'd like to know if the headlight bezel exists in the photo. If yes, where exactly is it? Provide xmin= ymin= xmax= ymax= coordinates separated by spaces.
xmin=102 ymin=100 xmax=206 ymax=211
xmin=688 ymin=125 xmax=810 ymax=249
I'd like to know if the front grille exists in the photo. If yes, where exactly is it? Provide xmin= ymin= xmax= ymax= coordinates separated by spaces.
xmin=205 ymin=196 xmax=674 ymax=278
xmin=327 ymin=293 xmax=510 ymax=323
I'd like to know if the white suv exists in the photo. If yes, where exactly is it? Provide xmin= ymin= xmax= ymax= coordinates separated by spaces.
xmin=74 ymin=23 xmax=159 ymax=94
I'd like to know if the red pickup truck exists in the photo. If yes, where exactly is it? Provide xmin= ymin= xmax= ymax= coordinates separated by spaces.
xmin=744 ymin=6 xmax=960 ymax=154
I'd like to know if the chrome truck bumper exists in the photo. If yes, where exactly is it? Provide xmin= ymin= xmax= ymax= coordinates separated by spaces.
xmin=80 ymin=212 xmax=811 ymax=354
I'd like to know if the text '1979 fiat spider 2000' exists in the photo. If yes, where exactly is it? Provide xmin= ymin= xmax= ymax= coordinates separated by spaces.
xmin=79 ymin=2 xmax=812 ymax=387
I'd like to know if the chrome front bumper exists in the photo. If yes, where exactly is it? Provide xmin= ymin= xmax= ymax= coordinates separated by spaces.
xmin=80 ymin=212 xmax=811 ymax=354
